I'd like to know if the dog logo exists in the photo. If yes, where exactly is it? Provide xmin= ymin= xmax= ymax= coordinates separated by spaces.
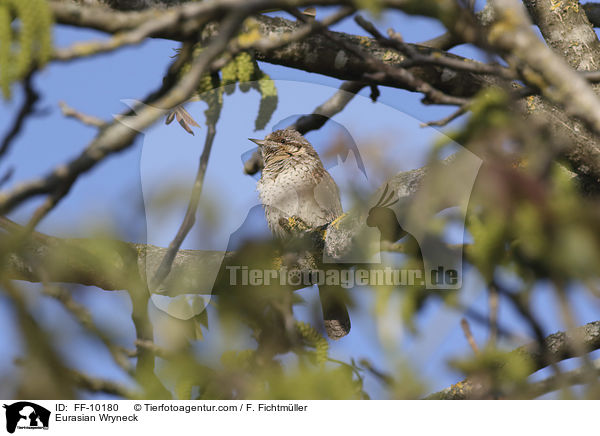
xmin=3 ymin=402 xmax=50 ymax=433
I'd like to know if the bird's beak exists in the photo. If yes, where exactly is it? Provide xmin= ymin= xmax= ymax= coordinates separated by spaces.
xmin=248 ymin=138 xmax=266 ymax=147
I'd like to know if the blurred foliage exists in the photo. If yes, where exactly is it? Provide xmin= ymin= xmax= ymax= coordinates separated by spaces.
xmin=460 ymin=89 xmax=600 ymax=286
xmin=451 ymin=348 xmax=535 ymax=398
xmin=0 ymin=0 xmax=52 ymax=99
xmin=352 ymin=0 xmax=384 ymax=15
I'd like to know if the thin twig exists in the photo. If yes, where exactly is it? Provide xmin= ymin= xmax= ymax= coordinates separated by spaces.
xmin=0 ymin=167 xmax=14 ymax=189
xmin=488 ymin=283 xmax=499 ymax=347
xmin=554 ymin=282 xmax=600 ymax=393
xmin=0 ymin=11 xmax=245 ymax=223
xmin=59 ymin=101 xmax=107 ymax=128
xmin=427 ymin=320 xmax=600 ymax=399
xmin=134 ymin=339 xmax=174 ymax=359
xmin=359 ymin=359 xmax=395 ymax=386
xmin=0 ymin=73 xmax=39 ymax=161
xmin=493 ymin=281 xmax=570 ymax=394
xmin=461 ymin=317 xmax=480 ymax=355
xmin=25 ymin=184 xmax=71 ymax=233
xmin=53 ymin=7 xmax=197 ymax=62
xmin=150 ymin=122 xmax=217 ymax=290
xmin=460 ymin=303 xmax=517 ymax=340
xmin=41 ymin=282 xmax=134 ymax=373
xmin=128 ymin=280 xmax=172 ymax=398
xmin=419 ymin=32 xmax=462 ymax=51
xmin=354 ymin=14 xmax=514 ymax=80
xmin=421 ymin=105 xmax=468 ymax=127
xmin=518 ymin=359 xmax=600 ymax=399
xmin=2 ymin=280 xmax=76 ymax=398
xmin=289 ymin=9 xmax=468 ymax=106
xmin=68 ymin=369 xmax=138 ymax=398
xmin=291 ymin=81 xmax=366 ymax=134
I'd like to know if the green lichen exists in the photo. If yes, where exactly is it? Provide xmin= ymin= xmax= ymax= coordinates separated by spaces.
xmin=236 ymin=18 xmax=262 ymax=48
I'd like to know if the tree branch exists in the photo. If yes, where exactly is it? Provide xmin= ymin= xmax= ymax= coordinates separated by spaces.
xmin=48 ymin=2 xmax=600 ymax=187
xmin=0 ymin=8 xmax=246 ymax=220
xmin=427 ymin=321 xmax=600 ymax=399
xmin=518 ymin=359 xmax=600 ymax=399
xmin=0 ymin=155 xmax=441 ymax=294
xmin=524 ymin=0 xmax=600 ymax=71
xmin=59 ymin=101 xmax=107 ymax=128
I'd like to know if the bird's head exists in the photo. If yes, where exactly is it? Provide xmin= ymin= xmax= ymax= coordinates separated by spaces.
xmin=249 ymin=129 xmax=320 ymax=167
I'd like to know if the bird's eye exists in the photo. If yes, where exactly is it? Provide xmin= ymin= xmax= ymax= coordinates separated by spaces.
xmin=280 ymin=138 xmax=287 ymax=144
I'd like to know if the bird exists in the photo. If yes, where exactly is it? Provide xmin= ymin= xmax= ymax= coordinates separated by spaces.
xmin=249 ymin=128 xmax=351 ymax=339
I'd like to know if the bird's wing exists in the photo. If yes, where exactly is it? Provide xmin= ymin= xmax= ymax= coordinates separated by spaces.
xmin=313 ymin=171 xmax=343 ymax=221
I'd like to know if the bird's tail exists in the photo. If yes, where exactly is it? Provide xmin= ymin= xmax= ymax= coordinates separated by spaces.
xmin=318 ymin=284 xmax=351 ymax=340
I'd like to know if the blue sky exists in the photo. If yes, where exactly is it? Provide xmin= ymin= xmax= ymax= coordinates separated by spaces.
xmin=0 ymin=7 xmax=599 ymax=399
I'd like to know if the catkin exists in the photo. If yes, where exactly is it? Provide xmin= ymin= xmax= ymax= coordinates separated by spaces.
xmin=235 ymin=52 xmax=254 ymax=92
xmin=0 ymin=0 xmax=53 ymax=99
xmin=252 ymin=71 xmax=278 ymax=131
xmin=220 ymin=56 xmax=238 ymax=95
xmin=296 ymin=321 xmax=329 ymax=365
xmin=0 ymin=3 xmax=12 ymax=98
xmin=177 ymin=46 xmax=278 ymax=128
